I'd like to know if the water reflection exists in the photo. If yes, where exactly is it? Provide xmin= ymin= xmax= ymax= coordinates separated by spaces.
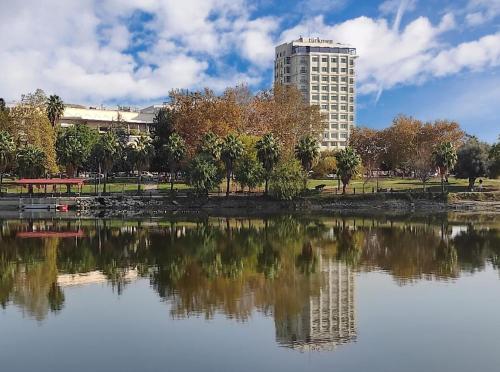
xmin=1 ymin=215 xmax=499 ymax=351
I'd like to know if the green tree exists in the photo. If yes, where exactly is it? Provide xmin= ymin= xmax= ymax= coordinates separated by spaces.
xmin=0 ymin=131 xmax=16 ymax=192
xmin=489 ymin=137 xmax=500 ymax=179
xmin=312 ymin=152 xmax=337 ymax=178
xmin=335 ymin=147 xmax=361 ymax=194
xmin=220 ymin=133 xmax=244 ymax=196
xmin=187 ymin=154 xmax=223 ymax=196
xmin=269 ymin=158 xmax=304 ymax=200
xmin=0 ymin=98 xmax=12 ymax=133
xmin=256 ymin=133 xmax=280 ymax=195
xmin=199 ymin=131 xmax=222 ymax=160
xmin=234 ymin=155 xmax=264 ymax=193
xmin=455 ymin=137 xmax=490 ymax=190
xmin=432 ymin=141 xmax=458 ymax=193
xmin=90 ymin=132 xmax=118 ymax=193
xmin=46 ymin=95 xmax=65 ymax=128
xmin=294 ymin=135 xmax=319 ymax=188
xmin=129 ymin=134 xmax=154 ymax=193
xmin=163 ymin=133 xmax=186 ymax=191
xmin=56 ymin=124 xmax=99 ymax=177
xmin=150 ymin=108 xmax=175 ymax=172
xmin=17 ymin=145 xmax=47 ymax=182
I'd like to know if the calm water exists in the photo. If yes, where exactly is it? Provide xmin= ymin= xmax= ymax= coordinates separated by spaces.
xmin=1 ymin=215 xmax=500 ymax=372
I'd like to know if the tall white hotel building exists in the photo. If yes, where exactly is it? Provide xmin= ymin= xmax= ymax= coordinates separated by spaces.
xmin=274 ymin=37 xmax=357 ymax=149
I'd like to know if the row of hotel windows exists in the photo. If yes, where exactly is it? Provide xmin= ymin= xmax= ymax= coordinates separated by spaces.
xmin=305 ymin=67 xmax=354 ymax=74
xmin=322 ymin=141 xmax=348 ymax=147
xmin=312 ymin=85 xmax=354 ymax=92
xmin=324 ymin=132 xmax=349 ymax=139
xmin=328 ymin=123 xmax=352 ymax=129
xmin=312 ymin=76 xmax=354 ymax=83
xmin=312 ymin=101 xmax=354 ymax=110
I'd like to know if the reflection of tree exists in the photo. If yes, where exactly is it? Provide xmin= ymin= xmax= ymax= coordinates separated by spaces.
xmin=295 ymin=242 xmax=317 ymax=275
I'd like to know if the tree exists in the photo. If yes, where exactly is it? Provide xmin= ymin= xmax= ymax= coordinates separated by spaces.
xmin=335 ymin=147 xmax=361 ymax=194
xmin=349 ymin=127 xmax=384 ymax=191
xmin=150 ymin=107 xmax=175 ymax=172
xmin=0 ymin=98 xmax=12 ymax=133
xmin=234 ymin=155 xmax=264 ymax=193
xmin=413 ymin=146 xmax=434 ymax=192
xmin=199 ymin=131 xmax=222 ymax=160
xmin=455 ymin=137 xmax=490 ymax=190
xmin=129 ymin=134 xmax=154 ymax=193
xmin=255 ymin=133 xmax=280 ymax=195
xmin=90 ymin=132 xmax=118 ymax=193
xmin=312 ymin=152 xmax=337 ymax=178
xmin=489 ymin=137 xmax=500 ymax=179
xmin=432 ymin=142 xmax=458 ymax=193
xmin=46 ymin=95 xmax=65 ymax=128
xmin=220 ymin=133 xmax=244 ymax=196
xmin=0 ymin=131 xmax=15 ymax=192
xmin=294 ymin=135 xmax=319 ymax=188
xmin=187 ymin=154 xmax=223 ymax=196
xmin=9 ymin=90 xmax=58 ymax=173
xmin=56 ymin=124 xmax=99 ymax=177
xmin=17 ymin=145 xmax=47 ymax=185
xmin=269 ymin=158 xmax=304 ymax=200
xmin=163 ymin=133 xmax=186 ymax=191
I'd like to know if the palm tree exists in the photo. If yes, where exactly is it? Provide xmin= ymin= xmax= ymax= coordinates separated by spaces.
xmin=130 ymin=134 xmax=154 ymax=193
xmin=92 ymin=132 xmax=118 ymax=194
xmin=164 ymin=133 xmax=186 ymax=192
xmin=256 ymin=133 xmax=280 ymax=195
xmin=0 ymin=131 xmax=15 ymax=194
xmin=220 ymin=133 xmax=244 ymax=196
xmin=432 ymin=141 xmax=458 ymax=194
xmin=335 ymin=147 xmax=361 ymax=194
xmin=46 ymin=95 xmax=65 ymax=128
xmin=200 ymin=131 xmax=222 ymax=160
xmin=294 ymin=135 xmax=319 ymax=189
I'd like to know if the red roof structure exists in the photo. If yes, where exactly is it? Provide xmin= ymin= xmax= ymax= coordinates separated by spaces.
xmin=16 ymin=230 xmax=85 ymax=239
xmin=15 ymin=178 xmax=85 ymax=185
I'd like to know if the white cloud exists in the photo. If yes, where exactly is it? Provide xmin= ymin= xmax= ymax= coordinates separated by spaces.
xmin=465 ymin=0 xmax=500 ymax=26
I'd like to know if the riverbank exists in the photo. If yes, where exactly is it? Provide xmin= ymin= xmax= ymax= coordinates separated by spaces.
xmin=1 ymin=192 xmax=499 ymax=218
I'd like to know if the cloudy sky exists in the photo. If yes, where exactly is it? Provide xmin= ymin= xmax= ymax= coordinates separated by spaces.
xmin=1 ymin=0 xmax=499 ymax=141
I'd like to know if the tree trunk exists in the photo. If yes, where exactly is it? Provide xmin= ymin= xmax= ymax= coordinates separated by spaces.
xmin=264 ymin=178 xmax=269 ymax=196
xmin=137 ymin=174 xmax=142 ymax=194
xmin=103 ymin=173 xmax=107 ymax=194
xmin=468 ymin=177 xmax=476 ymax=191
xmin=342 ymin=183 xmax=346 ymax=194
xmin=226 ymin=169 xmax=231 ymax=197
xmin=0 ymin=173 xmax=3 ymax=196
xmin=441 ymin=173 xmax=445 ymax=195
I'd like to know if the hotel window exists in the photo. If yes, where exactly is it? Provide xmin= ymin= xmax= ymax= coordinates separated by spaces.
xmin=349 ymin=78 xmax=354 ymax=84
xmin=331 ymin=113 xmax=338 ymax=119
xmin=322 ymin=76 xmax=328 ymax=82
xmin=322 ymin=142 xmax=328 ymax=147
xmin=331 ymin=68 xmax=338 ymax=73
xmin=324 ymin=133 xmax=329 ymax=139
xmin=341 ymin=123 xmax=348 ymax=128
xmin=300 ymin=67 xmax=307 ymax=73
xmin=331 ymin=104 xmax=338 ymax=110
xmin=341 ymin=68 xmax=347 ymax=73
xmin=321 ymin=95 xmax=328 ymax=101
xmin=312 ymin=95 xmax=319 ymax=100
xmin=312 ymin=56 xmax=319 ymax=62
xmin=341 ymin=58 xmax=347 ymax=63
xmin=340 ymin=141 xmax=347 ymax=146
xmin=300 ymin=78 xmax=308 ymax=83
xmin=300 ymin=58 xmax=307 ymax=64
xmin=312 ymin=85 xmax=319 ymax=90
xmin=285 ymin=76 xmax=290 ymax=83
xmin=331 ymin=76 xmax=338 ymax=82
xmin=312 ymin=67 xmax=319 ymax=72
xmin=331 ymin=123 xmax=338 ymax=129
xmin=349 ymin=115 xmax=354 ymax=121
xmin=331 ymin=57 xmax=337 ymax=63
xmin=349 ymin=69 xmax=354 ymax=74
xmin=330 ymin=132 xmax=338 ymax=139
xmin=331 ymin=95 xmax=337 ymax=100
xmin=322 ymin=57 xmax=328 ymax=62
xmin=321 ymin=104 xmax=328 ymax=109
xmin=341 ymin=77 xmax=347 ymax=82
xmin=349 ymin=97 xmax=354 ymax=102
xmin=341 ymin=105 xmax=347 ymax=110
xmin=331 ymin=141 xmax=338 ymax=146
xmin=321 ymin=67 xmax=328 ymax=72
xmin=312 ymin=75 xmax=319 ymax=81
xmin=350 ymin=60 xmax=354 ymax=66
xmin=349 ymin=88 xmax=354 ymax=93
xmin=341 ymin=86 xmax=347 ymax=91
xmin=322 ymin=85 xmax=328 ymax=91
xmin=331 ymin=85 xmax=338 ymax=91
xmin=341 ymin=95 xmax=347 ymax=101
xmin=341 ymin=132 xmax=348 ymax=139
xmin=349 ymin=106 xmax=354 ymax=112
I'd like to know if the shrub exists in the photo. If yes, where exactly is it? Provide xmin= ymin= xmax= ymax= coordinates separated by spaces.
xmin=187 ymin=154 xmax=223 ymax=196
xmin=234 ymin=155 xmax=264 ymax=192
xmin=269 ymin=158 xmax=305 ymax=200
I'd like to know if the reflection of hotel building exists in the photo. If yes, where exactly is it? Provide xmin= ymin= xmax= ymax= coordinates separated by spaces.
xmin=275 ymin=257 xmax=356 ymax=351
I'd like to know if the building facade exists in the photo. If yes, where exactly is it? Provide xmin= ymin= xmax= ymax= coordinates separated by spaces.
xmin=59 ymin=104 xmax=165 ymax=143
xmin=274 ymin=37 xmax=357 ymax=150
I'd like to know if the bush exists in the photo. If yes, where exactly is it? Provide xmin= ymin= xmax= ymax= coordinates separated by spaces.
xmin=234 ymin=155 xmax=264 ymax=192
xmin=187 ymin=154 xmax=223 ymax=196
xmin=269 ymin=158 xmax=305 ymax=200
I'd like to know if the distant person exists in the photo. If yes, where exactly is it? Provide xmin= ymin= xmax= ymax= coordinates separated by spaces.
xmin=478 ymin=179 xmax=483 ymax=191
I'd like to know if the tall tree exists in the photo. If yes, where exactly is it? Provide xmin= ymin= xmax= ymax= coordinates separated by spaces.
xmin=199 ymin=131 xmax=222 ymax=160
xmin=0 ymin=98 xmax=12 ymax=133
xmin=349 ymin=127 xmax=384 ymax=191
xmin=17 ymin=145 xmax=47 ymax=185
xmin=220 ymin=133 xmax=244 ymax=196
xmin=187 ymin=154 xmax=223 ymax=197
xmin=489 ymin=136 xmax=500 ymax=179
xmin=46 ymin=95 xmax=65 ymax=128
xmin=455 ymin=137 xmax=490 ymax=190
xmin=256 ymin=133 xmax=280 ymax=195
xmin=9 ymin=89 xmax=58 ymax=173
xmin=129 ymin=134 xmax=154 ymax=193
xmin=0 ymin=131 xmax=16 ymax=192
xmin=56 ymin=124 xmax=99 ymax=177
xmin=90 ymin=132 xmax=118 ymax=193
xmin=163 ymin=133 xmax=186 ymax=191
xmin=150 ymin=107 xmax=175 ymax=172
xmin=294 ymin=135 xmax=319 ymax=188
xmin=335 ymin=147 xmax=361 ymax=194
xmin=432 ymin=142 xmax=458 ymax=193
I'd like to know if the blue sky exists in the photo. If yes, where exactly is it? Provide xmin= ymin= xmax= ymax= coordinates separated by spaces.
xmin=0 ymin=0 xmax=499 ymax=141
